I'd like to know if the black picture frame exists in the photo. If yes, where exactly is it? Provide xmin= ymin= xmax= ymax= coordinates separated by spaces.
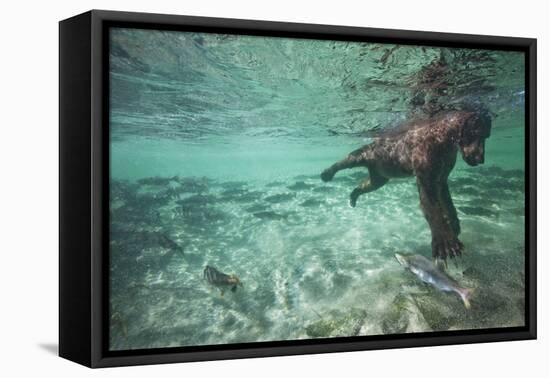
xmin=59 ymin=9 xmax=537 ymax=368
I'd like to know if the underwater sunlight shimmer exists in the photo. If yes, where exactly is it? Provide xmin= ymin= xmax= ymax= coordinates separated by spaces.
xmin=109 ymin=28 xmax=525 ymax=350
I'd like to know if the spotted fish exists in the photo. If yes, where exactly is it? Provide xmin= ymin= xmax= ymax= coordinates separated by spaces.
xmin=203 ymin=265 xmax=243 ymax=296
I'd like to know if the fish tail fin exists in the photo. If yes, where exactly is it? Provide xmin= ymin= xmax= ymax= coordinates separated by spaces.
xmin=458 ymin=288 xmax=474 ymax=309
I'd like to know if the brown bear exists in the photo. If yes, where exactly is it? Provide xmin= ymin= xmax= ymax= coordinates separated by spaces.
xmin=321 ymin=108 xmax=492 ymax=261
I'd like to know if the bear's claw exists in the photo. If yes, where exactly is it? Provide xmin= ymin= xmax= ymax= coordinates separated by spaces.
xmin=432 ymin=236 xmax=463 ymax=260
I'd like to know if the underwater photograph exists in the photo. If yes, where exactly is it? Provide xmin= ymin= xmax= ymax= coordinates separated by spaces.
xmin=108 ymin=27 xmax=526 ymax=351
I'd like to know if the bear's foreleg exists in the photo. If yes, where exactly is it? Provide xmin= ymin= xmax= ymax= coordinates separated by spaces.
xmin=416 ymin=175 xmax=464 ymax=261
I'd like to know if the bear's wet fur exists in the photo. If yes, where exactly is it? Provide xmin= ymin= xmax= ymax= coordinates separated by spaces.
xmin=321 ymin=108 xmax=492 ymax=261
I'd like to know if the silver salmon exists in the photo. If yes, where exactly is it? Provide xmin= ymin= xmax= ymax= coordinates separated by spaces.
xmin=395 ymin=253 xmax=473 ymax=309
xmin=203 ymin=265 xmax=243 ymax=296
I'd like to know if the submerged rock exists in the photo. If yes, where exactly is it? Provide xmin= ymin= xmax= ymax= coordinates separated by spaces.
xmin=449 ymin=176 xmax=477 ymax=186
xmin=245 ymin=203 xmax=269 ymax=213
xmin=219 ymin=181 xmax=247 ymax=189
xmin=381 ymin=293 xmax=410 ymax=335
xmin=220 ymin=187 xmax=248 ymax=197
xmin=516 ymin=297 xmax=525 ymax=313
xmin=172 ymin=194 xmax=227 ymax=227
xmin=409 ymin=292 xmax=461 ymax=331
xmin=471 ymin=289 xmax=508 ymax=315
xmin=177 ymin=177 xmax=210 ymax=193
xmin=110 ymin=230 xmax=185 ymax=279
xmin=453 ymin=186 xmax=481 ymax=197
xmin=300 ymin=199 xmax=325 ymax=207
xmin=176 ymin=194 xmax=214 ymax=208
xmin=305 ymin=308 xmax=367 ymax=338
xmin=287 ymin=181 xmax=314 ymax=191
xmin=253 ymin=211 xmax=288 ymax=221
xmin=458 ymin=206 xmax=495 ymax=217
xmin=312 ymin=185 xmax=336 ymax=193
xmin=175 ymin=206 xmax=227 ymax=226
xmin=265 ymin=181 xmax=284 ymax=188
xmin=462 ymin=266 xmax=484 ymax=280
xmin=137 ymin=176 xmax=174 ymax=186
xmin=220 ymin=190 xmax=263 ymax=203
xmin=264 ymin=192 xmax=296 ymax=203
xmin=294 ymin=174 xmax=318 ymax=180
xmin=476 ymin=166 xmax=525 ymax=181
xmin=110 ymin=180 xmax=139 ymax=202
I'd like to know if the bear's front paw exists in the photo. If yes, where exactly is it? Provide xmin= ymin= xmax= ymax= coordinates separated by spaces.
xmin=320 ymin=168 xmax=335 ymax=182
xmin=432 ymin=235 xmax=463 ymax=260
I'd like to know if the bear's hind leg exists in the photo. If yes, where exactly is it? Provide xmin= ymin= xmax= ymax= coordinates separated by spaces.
xmin=349 ymin=170 xmax=388 ymax=207
xmin=321 ymin=146 xmax=370 ymax=182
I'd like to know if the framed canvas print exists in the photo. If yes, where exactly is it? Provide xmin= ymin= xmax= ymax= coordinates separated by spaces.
xmin=59 ymin=10 xmax=536 ymax=368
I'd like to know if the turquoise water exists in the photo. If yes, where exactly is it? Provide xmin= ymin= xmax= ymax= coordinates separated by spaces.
xmin=109 ymin=28 xmax=526 ymax=350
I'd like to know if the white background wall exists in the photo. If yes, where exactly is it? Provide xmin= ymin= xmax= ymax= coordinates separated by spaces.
xmin=1 ymin=0 xmax=546 ymax=376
